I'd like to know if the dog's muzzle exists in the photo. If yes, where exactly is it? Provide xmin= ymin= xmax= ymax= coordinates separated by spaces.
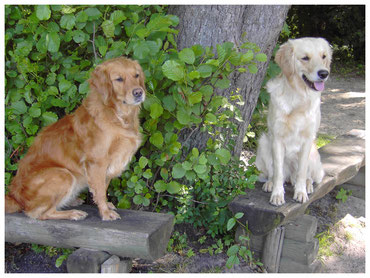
xmin=302 ymin=70 xmax=329 ymax=92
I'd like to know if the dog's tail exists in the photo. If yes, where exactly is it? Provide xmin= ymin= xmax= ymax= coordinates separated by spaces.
xmin=5 ymin=194 xmax=23 ymax=213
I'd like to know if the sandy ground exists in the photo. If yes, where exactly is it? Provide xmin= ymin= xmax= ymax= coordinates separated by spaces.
xmin=319 ymin=73 xmax=365 ymax=137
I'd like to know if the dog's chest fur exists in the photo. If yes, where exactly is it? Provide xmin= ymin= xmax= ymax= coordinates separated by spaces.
xmin=267 ymin=78 xmax=321 ymax=141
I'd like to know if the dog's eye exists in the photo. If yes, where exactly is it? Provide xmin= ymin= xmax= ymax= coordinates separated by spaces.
xmin=322 ymin=55 xmax=326 ymax=59
xmin=302 ymin=56 xmax=310 ymax=61
xmin=116 ymin=77 xmax=124 ymax=82
xmin=135 ymin=74 xmax=139 ymax=78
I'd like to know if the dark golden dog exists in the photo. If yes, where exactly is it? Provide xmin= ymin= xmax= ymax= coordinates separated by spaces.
xmin=6 ymin=57 xmax=145 ymax=221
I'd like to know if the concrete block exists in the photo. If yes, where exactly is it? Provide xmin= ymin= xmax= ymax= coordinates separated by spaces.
xmin=101 ymin=255 xmax=132 ymax=273
xmin=284 ymin=215 xmax=318 ymax=242
xmin=279 ymin=258 xmax=322 ymax=273
xmin=67 ymin=248 xmax=110 ymax=273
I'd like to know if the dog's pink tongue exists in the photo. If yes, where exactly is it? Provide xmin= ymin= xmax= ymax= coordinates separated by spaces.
xmin=314 ymin=81 xmax=325 ymax=91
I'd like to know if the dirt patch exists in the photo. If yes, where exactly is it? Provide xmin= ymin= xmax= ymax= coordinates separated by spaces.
xmin=319 ymin=73 xmax=365 ymax=137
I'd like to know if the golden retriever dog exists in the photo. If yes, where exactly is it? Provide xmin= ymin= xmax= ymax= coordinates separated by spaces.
xmin=5 ymin=57 xmax=145 ymax=220
xmin=256 ymin=37 xmax=332 ymax=206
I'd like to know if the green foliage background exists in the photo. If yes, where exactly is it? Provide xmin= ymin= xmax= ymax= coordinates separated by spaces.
xmin=5 ymin=5 xmax=266 ymax=237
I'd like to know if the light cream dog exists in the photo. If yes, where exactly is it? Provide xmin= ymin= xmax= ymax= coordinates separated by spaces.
xmin=256 ymin=37 xmax=332 ymax=206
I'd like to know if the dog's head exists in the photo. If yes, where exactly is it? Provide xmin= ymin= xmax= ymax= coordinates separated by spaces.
xmin=89 ymin=57 xmax=146 ymax=106
xmin=275 ymin=37 xmax=332 ymax=92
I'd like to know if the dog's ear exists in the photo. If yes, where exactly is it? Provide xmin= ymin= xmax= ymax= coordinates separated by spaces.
xmin=88 ymin=65 xmax=113 ymax=104
xmin=322 ymin=39 xmax=333 ymax=69
xmin=134 ymin=60 xmax=146 ymax=90
xmin=275 ymin=40 xmax=295 ymax=77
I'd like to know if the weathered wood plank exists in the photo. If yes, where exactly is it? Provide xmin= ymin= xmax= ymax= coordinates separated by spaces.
xmin=281 ymin=238 xmax=319 ymax=265
xmin=5 ymin=205 xmax=174 ymax=261
xmin=229 ymin=129 xmax=365 ymax=235
xmin=284 ymin=215 xmax=318 ymax=242
xmin=279 ymin=258 xmax=322 ymax=273
xmin=262 ymin=226 xmax=285 ymax=273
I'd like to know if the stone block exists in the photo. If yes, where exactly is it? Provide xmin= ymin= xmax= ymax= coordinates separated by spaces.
xmin=284 ymin=215 xmax=318 ymax=242
xmin=101 ymin=255 xmax=132 ymax=273
xmin=281 ymin=238 xmax=319 ymax=265
xmin=279 ymin=258 xmax=322 ymax=273
xmin=67 ymin=248 xmax=110 ymax=273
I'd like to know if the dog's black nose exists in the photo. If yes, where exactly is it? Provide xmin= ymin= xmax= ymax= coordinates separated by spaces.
xmin=318 ymin=70 xmax=329 ymax=80
xmin=132 ymin=88 xmax=143 ymax=98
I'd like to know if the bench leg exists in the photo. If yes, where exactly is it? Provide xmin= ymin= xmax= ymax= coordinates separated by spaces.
xmin=261 ymin=226 xmax=285 ymax=273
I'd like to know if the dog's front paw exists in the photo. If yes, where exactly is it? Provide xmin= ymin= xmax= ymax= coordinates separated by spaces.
xmin=107 ymin=202 xmax=117 ymax=210
xmin=306 ymin=178 xmax=314 ymax=194
xmin=269 ymin=187 xmax=285 ymax=206
xmin=293 ymin=190 xmax=309 ymax=203
xmin=101 ymin=209 xmax=121 ymax=221
xmin=262 ymin=181 xmax=273 ymax=192
xmin=270 ymin=193 xmax=285 ymax=206
xmin=70 ymin=210 xmax=88 ymax=221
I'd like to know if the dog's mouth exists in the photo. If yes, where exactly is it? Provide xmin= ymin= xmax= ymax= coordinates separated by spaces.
xmin=302 ymin=74 xmax=325 ymax=92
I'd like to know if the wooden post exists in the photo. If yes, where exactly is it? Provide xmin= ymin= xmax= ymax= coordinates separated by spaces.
xmin=262 ymin=226 xmax=285 ymax=273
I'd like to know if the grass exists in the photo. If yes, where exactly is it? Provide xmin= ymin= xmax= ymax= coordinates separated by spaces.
xmin=316 ymin=134 xmax=335 ymax=149
xmin=316 ymin=229 xmax=336 ymax=259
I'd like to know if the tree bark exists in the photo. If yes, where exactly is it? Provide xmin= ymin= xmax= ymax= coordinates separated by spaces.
xmin=168 ymin=5 xmax=290 ymax=157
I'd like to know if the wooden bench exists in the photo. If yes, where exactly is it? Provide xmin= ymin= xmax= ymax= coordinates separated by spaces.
xmin=229 ymin=129 xmax=365 ymax=273
xmin=5 ymin=205 xmax=174 ymax=273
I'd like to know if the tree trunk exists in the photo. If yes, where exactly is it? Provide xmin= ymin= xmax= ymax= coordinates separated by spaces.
xmin=168 ymin=5 xmax=290 ymax=157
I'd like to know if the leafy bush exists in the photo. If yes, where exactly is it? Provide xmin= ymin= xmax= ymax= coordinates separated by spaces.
xmin=287 ymin=5 xmax=365 ymax=63
xmin=5 ymin=5 xmax=263 ymax=237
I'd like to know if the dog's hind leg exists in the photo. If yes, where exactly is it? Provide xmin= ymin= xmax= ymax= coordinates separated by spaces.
xmin=24 ymin=167 xmax=88 ymax=221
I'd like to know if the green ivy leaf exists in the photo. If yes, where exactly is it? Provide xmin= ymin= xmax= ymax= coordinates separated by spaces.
xmin=241 ymin=50 xmax=254 ymax=63
xmin=162 ymin=95 xmax=176 ymax=112
xmin=194 ymin=164 xmax=207 ymax=175
xmin=55 ymin=255 xmax=67 ymax=268
xmin=143 ymin=169 xmax=153 ymax=179
xmin=117 ymin=195 xmax=131 ymax=209
xmin=215 ymin=148 xmax=231 ymax=165
xmin=59 ymin=79 xmax=72 ymax=93
xmin=60 ymin=14 xmax=76 ymax=30
xmin=110 ymin=10 xmax=126 ymax=25
xmin=188 ymin=91 xmax=202 ymax=105
xmin=176 ymin=108 xmax=191 ymax=125
xmin=227 ymin=218 xmax=236 ymax=231
xmin=149 ymin=131 xmax=164 ymax=148
xmin=133 ymin=41 xmax=150 ymax=60
xmin=172 ymin=163 xmax=186 ymax=179
xmin=85 ymin=7 xmax=102 ymax=20
xmin=102 ymin=20 xmax=115 ymax=38
xmin=167 ymin=181 xmax=181 ymax=194
xmin=179 ymin=48 xmax=195 ymax=64
xmin=217 ymin=44 xmax=226 ymax=62
xmin=197 ymin=64 xmax=213 ymax=78
xmin=42 ymin=111 xmax=58 ymax=126
xmin=29 ymin=105 xmax=41 ymax=118
xmin=133 ymin=195 xmax=143 ymax=205
xmin=73 ymin=30 xmax=88 ymax=43
xmin=226 ymin=254 xmax=239 ymax=269
xmin=154 ymin=180 xmax=167 ymax=193
xmin=47 ymin=32 xmax=60 ymax=53
xmin=139 ymin=157 xmax=148 ymax=168
xmin=248 ymin=64 xmax=258 ymax=74
xmin=255 ymin=53 xmax=267 ymax=62
xmin=162 ymin=60 xmax=184 ymax=81
xmin=76 ymin=11 xmax=88 ymax=23
xmin=205 ymin=113 xmax=217 ymax=124
xmin=11 ymin=100 xmax=27 ymax=115
xmin=36 ymin=5 xmax=51 ymax=21
xmin=150 ymin=102 xmax=163 ymax=119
